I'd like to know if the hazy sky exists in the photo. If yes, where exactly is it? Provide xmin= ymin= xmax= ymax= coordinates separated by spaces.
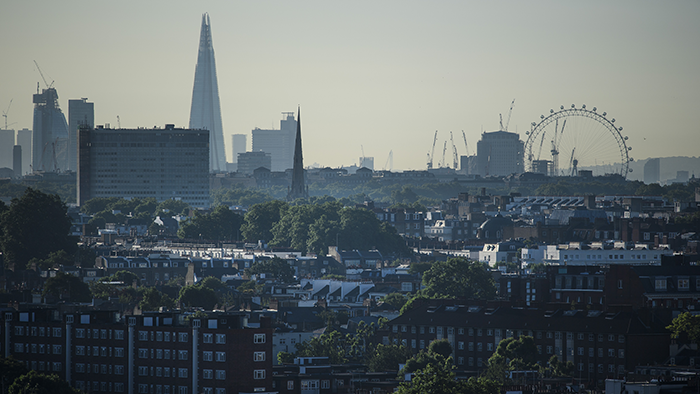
xmin=1 ymin=1 xmax=698 ymax=171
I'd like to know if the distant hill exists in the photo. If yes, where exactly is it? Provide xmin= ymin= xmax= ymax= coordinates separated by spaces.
xmin=580 ymin=156 xmax=700 ymax=184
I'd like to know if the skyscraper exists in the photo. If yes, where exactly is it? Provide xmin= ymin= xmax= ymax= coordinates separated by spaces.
xmin=232 ymin=134 xmax=246 ymax=159
xmin=32 ymin=87 xmax=69 ymax=172
xmin=251 ymin=112 xmax=297 ymax=171
xmin=16 ymin=128 xmax=32 ymax=175
xmin=189 ymin=13 xmax=226 ymax=173
xmin=644 ymin=158 xmax=660 ymax=184
xmin=68 ymin=98 xmax=94 ymax=172
xmin=0 ymin=129 xmax=13 ymax=169
xmin=287 ymin=107 xmax=308 ymax=200
xmin=475 ymin=131 xmax=524 ymax=177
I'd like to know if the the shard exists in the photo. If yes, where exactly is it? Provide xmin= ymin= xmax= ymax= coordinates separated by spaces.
xmin=189 ymin=13 xmax=226 ymax=172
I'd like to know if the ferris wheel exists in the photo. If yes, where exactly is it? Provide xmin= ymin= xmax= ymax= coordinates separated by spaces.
xmin=523 ymin=104 xmax=632 ymax=179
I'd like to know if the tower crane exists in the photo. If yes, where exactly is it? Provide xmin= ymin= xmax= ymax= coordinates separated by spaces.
xmin=568 ymin=147 xmax=577 ymax=177
xmin=450 ymin=131 xmax=458 ymax=169
xmin=461 ymin=130 xmax=470 ymax=156
xmin=33 ymin=60 xmax=54 ymax=89
xmin=383 ymin=150 xmax=393 ymax=171
xmin=499 ymin=99 xmax=516 ymax=131
xmin=427 ymin=130 xmax=438 ymax=169
xmin=2 ymin=99 xmax=12 ymax=130
xmin=550 ymin=119 xmax=566 ymax=176
xmin=441 ymin=141 xmax=447 ymax=168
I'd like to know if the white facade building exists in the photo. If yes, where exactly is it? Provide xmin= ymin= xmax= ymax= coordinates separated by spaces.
xmin=475 ymin=131 xmax=524 ymax=177
xmin=251 ymin=112 xmax=296 ymax=171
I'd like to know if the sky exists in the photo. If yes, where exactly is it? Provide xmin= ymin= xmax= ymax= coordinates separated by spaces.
xmin=1 ymin=1 xmax=698 ymax=172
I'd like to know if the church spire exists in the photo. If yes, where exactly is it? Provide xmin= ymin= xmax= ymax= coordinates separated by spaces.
xmin=288 ymin=107 xmax=308 ymax=200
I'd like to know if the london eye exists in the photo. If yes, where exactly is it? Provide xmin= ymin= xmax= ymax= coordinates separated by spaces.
xmin=523 ymin=104 xmax=632 ymax=179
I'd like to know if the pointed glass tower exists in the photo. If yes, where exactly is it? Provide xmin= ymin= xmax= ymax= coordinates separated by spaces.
xmin=287 ymin=107 xmax=308 ymax=200
xmin=189 ymin=13 xmax=226 ymax=172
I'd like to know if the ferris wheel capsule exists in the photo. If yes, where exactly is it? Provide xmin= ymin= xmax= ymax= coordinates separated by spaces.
xmin=619 ymin=127 xmax=623 ymax=131
xmin=602 ymin=112 xmax=607 ymax=116
xmin=611 ymin=118 xmax=615 ymax=123
xmin=582 ymin=104 xmax=586 ymax=109
xmin=541 ymin=115 xmax=544 ymax=119
xmin=560 ymin=105 xmax=564 ymax=110
xmin=624 ymin=136 xmax=628 ymax=140
xmin=571 ymin=104 xmax=575 ymax=108
xmin=592 ymin=107 xmax=597 ymax=112
xmin=550 ymin=109 xmax=554 ymax=113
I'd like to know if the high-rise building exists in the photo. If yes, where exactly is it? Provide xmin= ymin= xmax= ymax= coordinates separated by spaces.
xmin=644 ymin=158 xmax=660 ymax=184
xmin=236 ymin=151 xmax=271 ymax=175
xmin=68 ymin=98 xmax=94 ymax=172
xmin=287 ymin=108 xmax=308 ymax=200
xmin=0 ymin=129 xmax=13 ymax=169
xmin=78 ymin=124 xmax=209 ymax=207
xmin=251 ymin=112 xmax=297 ymax=171
xmin=189 ymin=13 xmax=226 ymax=173
xmin=13 ymin=145 xmax=21 ymax=178
xmin=16 ymin=128 xmax=32 ymax=175
xmin=32 ymin=87 xmax=69 ymax=172
xmin=230 ymin=134 xmax=247 ymax=172
xmin=475 ymin=131 xmax=524 ymax=177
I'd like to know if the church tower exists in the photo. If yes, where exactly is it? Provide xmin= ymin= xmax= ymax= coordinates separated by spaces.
xmin=189 ymin=13 xmax=226 ymax=172
xmin=287 ymin=107 xmax=308 ymax=200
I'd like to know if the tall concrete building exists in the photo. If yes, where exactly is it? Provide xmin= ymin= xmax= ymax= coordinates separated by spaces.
xmin=68 ymin=98 xmax=94 ymax=172
xmin=644 ymin=158 xmax=660 ymax=184
xmin=13 ymin=145 xmax=21 ymax=177
xmin=0 ymin=129 xmax=13 ymax=169
xmin=237 ymin=151 xmax=271 ymax=175
xmin=32 ymin=87 xmax=69 ymax=172
xmin=78 ymin=124 xmax=209 ymax=207
xmin=251 ymin=112 xmax=297 ymax=171
xmin=16 ymin=128 xmax=32 ymax=175
xmin=475 ymin=131 xmax=524 ymax=177
xmin=230 ymin=134 xmax=247 ymax=171
xmin=189 ymin=13 xmax=226 ymax=172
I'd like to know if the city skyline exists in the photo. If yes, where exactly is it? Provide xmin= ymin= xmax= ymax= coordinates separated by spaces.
xmin=1 ymin=1 xmax=698 ymax=172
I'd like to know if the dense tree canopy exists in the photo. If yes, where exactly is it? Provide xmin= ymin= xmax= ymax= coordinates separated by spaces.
xmin=246 ymin=257 xmax=296 ymax=283
xmin=240 ymin=200 xmax=288 ymax=242
xmin=0 ymin=356 xmax=28 ymax=392
xmin=667 ymin=311 xmax=700 ymax=343
xmin=43 ymin=272 xmax=91 ymax=302
xmin=0 ymin=188 xmax=76 ymax=269
xmin=421 ymin=257 xmax=496 ymax=300
xmin=177 ymin=205 xmax=244 ymax=241
xmin=8 ymin=371 xmax=82 ymax=394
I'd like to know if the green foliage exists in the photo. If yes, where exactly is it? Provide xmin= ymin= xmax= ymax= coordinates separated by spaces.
xmin=408 ymin=262 xmax=433 ymax=276
xmin=380 ymin=292 xmax=408 ymax=310
xmin=399 ymin=294 xmax=430 ymax=315
xmin=428 ymin=339 xmax=453 ymax=359
xmin=27 ymin=250 xmax=72 ymax=271
xmin=295 ymin=330 xmax=348 ymax=364
xmin=241 ymin=200 xmax=288 ymax=242
xmin=178 ymin=284 xmax=219 ymax=310
xmin=9 ymin=370 xmax=82 ymax=394
xmin=155 ymin=199 xmax=191 ymax=216
xmin=102 ymin=270 xmax=140 ymax=286
xmin=0 ymin=356 xmax=28 ymax=391
xmin=177 ymin=205 xmax=244 ymax=241
xmin=198 ymin=276 xmax=227 ymax=291
xmin=0 ymin=188 xmax=76 ymax=269
xmin=246 ymin=257 xmax=296 ymax=283
xmin=546 ymin=355 xmax=574 ymax=377
xmin=421 ymin=257 xmax=496 ymax=300
xmin=484 ymin=336 xmax=541 ymax=383
xmin=211 ymin=187 xmax=275 ymax=207
xmin=277 ymin=351 xmax=295 ymax=364
xmin=667 ymin=311 xmax=700 ymax=343
xmin=320 ymin=274 xmax=345 ymax=280
xmin=368 ymin=344 xmax=413 ymax=372
xmin=271 ymin=201 xmax=342 ymax=253
xmin=237 ymin=280 xmax=263 ymax=294
xmin=43 ymin=272 xmax=92 ymax=302
xmin=139 ymin=287 xmax=174 ymax=311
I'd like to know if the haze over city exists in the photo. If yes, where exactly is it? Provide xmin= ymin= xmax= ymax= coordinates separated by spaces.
xmin=1 ymin=1 xmax=698 ymax=171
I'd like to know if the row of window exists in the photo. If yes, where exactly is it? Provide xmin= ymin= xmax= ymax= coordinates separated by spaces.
xmin=75 ymin=328 xmax=125 ymax=340
xmin=75 ymin=381 xmax=125 ymax=393
xmin=138 ymin=348 xmax=186 ymax=360
xmin=139 ymin=331 xmax=188 ymax=342
xmin=76 ymin=346 xmax=124 ymax=357
xmin=139 ymin=366 xmax=189 ymax=378
xmin=24 ymin=360 xmax=62 ymax=372
xmin=13 ymin=326 xmax=62 ymax=337
xmin=14 ymin=343 xmax=62 ymax=354
xmin=75 ymin=363 xmax=124 ymax=375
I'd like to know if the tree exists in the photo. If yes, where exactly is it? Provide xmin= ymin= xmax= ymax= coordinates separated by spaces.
xmin=484 ymin=336 xmax=541 ymax=384
xmin=139 ymin=287 xmax=174 ymax=311
xmin=546 ymin=355 xmax=574 ymax=377
xmin=368 ymin=344 xmax=412 ymax=372
xmin=380 ymin=292 xmax=408 ymax=310
xmin=0 ymin=188 xmax=76 ymax=269
xmin=199 ymin=276 xmax=227 ymax=291
xmin=294 ymin=330 xmax=348 ymax=364
xmin=246 ymin=257 xmax=295 ymax=283
xmin=178 ymin=284 xmax=218 ymax=310
xmin=8 ymin=371 xmax=82 ymax=394
xmin=177 ymin=205 xmax=244 ymax=241
xmin=421 ymin=257 xmax=496 ymax=300
xmin=155 ymin=199 xmax=191 ymax=216
xmin=428 ymin=339 xmax=453 ymax=359
xmin=396 ymin=357 xmax=461 ymax=394
xmin=241 ymin=200 xmax=288 ymax=242
xmin=408 ymin=262 xmax=433 ymax=276
xmin=43 ymin=272 xmax=92 ymax=302
xmin=0 ymin=356 xmax=28 ymax=393
xmin=26 ymin=250 xmax=72 ymax=271
xmin=667 ymin=311 xmax=700 ymax=343
xmin=102 ymin=270 xmax=140 ymax=286
xmin=277 ymin=351 xmax=295 ymax=365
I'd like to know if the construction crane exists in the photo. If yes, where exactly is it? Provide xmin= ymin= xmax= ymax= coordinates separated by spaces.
xmin=441 ymin=141 xmax=447 ymax=168
xmin=499 ymin=99 xmax=516 ymax=131
xmin=427 ymin=130 xmax=438 ymax=169
xmin=461 ymin=130 xmax=470 ymax=156
xmin=450 ymin=131 xmax=458 ymax=169
xmin=550 ymin=119 xmax=566 ymax=176
xmin=383 ymin=150 xmax=393 ymax=171
xmin=2 ymin=99 xmax=12 ymax=130
xmin=568 ymin=147 xmax=577 ymax=177
xmin=117 ymin=115 xmax=121 ymax=129
xmin=33 ymin=60 xmax=54 ymax=89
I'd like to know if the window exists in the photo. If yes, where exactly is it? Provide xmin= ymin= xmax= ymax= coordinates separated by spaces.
xmin=114 ymin=330 xmax=124 ymax=340
xmin=254 ymin=334 xmax=266 ymax=344
xmin=139 ymin=348 xmax=148 ymax=359
xmin=429 ymin=327 xmax=435 ymax=334
xmin=458 ymin=341 xmax=464 ymax=350
xmin=179 ymin=350 xmax=189 ymax=361
xmin=115 ymin=365 xmax=124 ymax=375
xmin=178 ymin=368 xmax=188 ymax=378
xmin=138 ymin=331 xmax=148 ymax=341
xmin=322 ymin=380 xmax=330 ymax=389
xmin=547 ymin=346 xmax=553 ymax=354
xmin=139 ymin=366 xmax=149 ymax=376
xmin=608 ymin=334 xmax=615 ymax=341
xmin=203 ymin=369 xmax=213 ymax=379
xmin=420 ymin=326 xmax=425 ymax=334
xmin=178 ymin=332 xmax=188 ymax=342
xmin=156 ymin=331 xmax=163 ymax=341
xmin=76 ymin=346 xmax=86 ymax=356
xmin=458 ymin=328 xmax=464 ymax=335
xmin=469 ymin=342 xmax=474 ymax=351
xmin=52 ymin=328 xmax=62 ymax=337
xmin=477 ymin=342 xmax=483 ymax=352
xmin=619 ymin=349 xmax=625 ymax=358
xmin=115 ymin=347 xmax=124 ymax=357
xmin=75 ymin=329 xmax=85 ymax=338
xmin=203 ymin=333 xmax=213 ymax=343
xmin=216 ymin=334 xmax=226 ymax=344
xmin=203 ymin=351 xmax=213 ymax=361
xmin=216 ymin=370 xmax=226 ymax=380
xmin=76 ymin=363 xmax=85 ymax=373
xmin=287 ymin=381 xmax=294 ymax=390
xmin=487 ymin=343 xmax=493 ymax=351
xmin=608 ymin=348 xmax=615 ymax=357
xmin=679 ymin=279 xmax=690 ymax=290
xmin=655 ymin=279 xmax=667 ymax=290
xmin=215 ymin=352 xmax=226 ymax=362
xmin=578 ymin=347 xmax=584 ymax=356
xmin=254 ymin=352 xmax=265 ymax=362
